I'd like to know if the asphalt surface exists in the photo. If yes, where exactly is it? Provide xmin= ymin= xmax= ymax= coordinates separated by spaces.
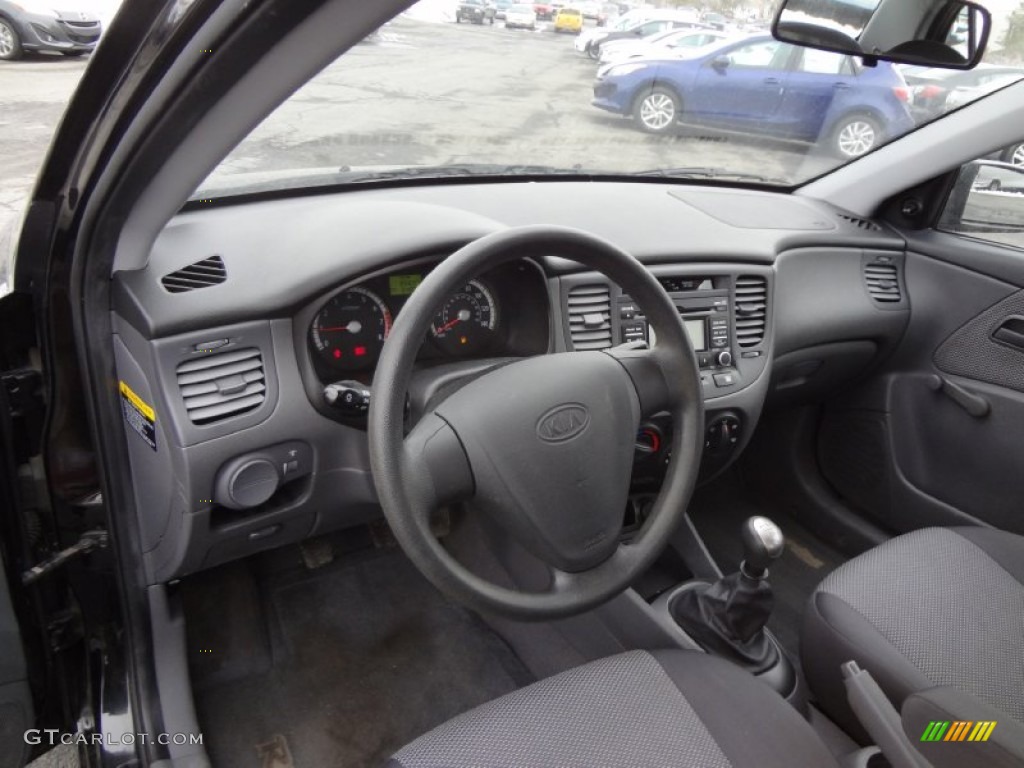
xmin=211 ymin=16 xmax=837 ymax=185
xmin=0 ymin=55 xmax=88 ymax=287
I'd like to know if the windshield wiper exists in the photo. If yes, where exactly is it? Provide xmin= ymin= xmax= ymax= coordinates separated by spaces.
xmin=191 ymin=163 xmax=593 ymax=200
xmin=637 ymin=167 xmax=791 ymax=186
xmin=333 ymin=163 xmax=590 ymax=183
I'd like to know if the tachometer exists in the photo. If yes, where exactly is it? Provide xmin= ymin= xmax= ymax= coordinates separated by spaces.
xmin=431 ymin=279 xmax=498 ymax=356
xmin=310 ymin=287 xmax=392 ymax=370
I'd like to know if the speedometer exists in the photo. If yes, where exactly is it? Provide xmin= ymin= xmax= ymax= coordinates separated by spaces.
xmin=430 ymin=279 xmax=498 ymax=356
xmin=310 ymin=287 xmax=392 ymax=371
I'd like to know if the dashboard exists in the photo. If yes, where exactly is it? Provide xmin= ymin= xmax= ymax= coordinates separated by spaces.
xmin=109 ymin=181 xmax=911 ymax=586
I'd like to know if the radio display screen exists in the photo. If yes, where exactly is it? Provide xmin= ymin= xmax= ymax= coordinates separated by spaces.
xmin=684 ymin=319 xmax=707 ymax=352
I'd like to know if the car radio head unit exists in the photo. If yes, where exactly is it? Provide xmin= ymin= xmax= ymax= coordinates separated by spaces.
xmin=618 ymin=276 xmax=733 ymax=370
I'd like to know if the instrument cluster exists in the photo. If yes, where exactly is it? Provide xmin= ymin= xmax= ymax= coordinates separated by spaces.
xmin=307 ymin=259 xmax=548 ymax=379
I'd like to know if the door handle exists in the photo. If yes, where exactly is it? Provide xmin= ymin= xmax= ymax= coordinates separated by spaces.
xmin=763 ymin=77 xmax=781 ymax=84
xmin=926 ymin=375 xmax=990 ymax=418
xmin=992 ymin=316 xmax=1024 ymax=350
xmin=832 ymin=82 xmax=852 ymax=90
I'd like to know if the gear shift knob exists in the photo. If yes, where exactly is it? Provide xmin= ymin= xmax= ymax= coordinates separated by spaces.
xmin=740 ymin=516 xmax=784 ymax=578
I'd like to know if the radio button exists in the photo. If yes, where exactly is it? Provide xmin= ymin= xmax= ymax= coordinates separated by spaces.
xmin=716 ymin=350 xmax=734 ymax=367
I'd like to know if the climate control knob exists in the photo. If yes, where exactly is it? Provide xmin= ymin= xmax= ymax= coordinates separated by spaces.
xmin=716 ymin=350 xmax=733 ymax=367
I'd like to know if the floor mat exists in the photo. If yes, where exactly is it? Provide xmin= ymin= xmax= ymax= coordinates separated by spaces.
xmin=188 ymin=546 xmax=533 ymax=768
xmin=688 ymin=476 xmax=846 ymax=664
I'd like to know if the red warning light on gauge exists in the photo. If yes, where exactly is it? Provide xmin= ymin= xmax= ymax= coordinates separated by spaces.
xmin=354 ymin=346 xmax=367 ymax=357
xmin=333 ymin=349 xmax=342 ymax=359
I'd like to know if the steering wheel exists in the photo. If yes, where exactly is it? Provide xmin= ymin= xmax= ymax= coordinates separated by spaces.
xmin=368 ymin=226 xmax=704 ymax=620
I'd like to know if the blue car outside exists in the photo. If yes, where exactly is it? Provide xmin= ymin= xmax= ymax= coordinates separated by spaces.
xmin=592 ymin=35 xmax=915 ymax=159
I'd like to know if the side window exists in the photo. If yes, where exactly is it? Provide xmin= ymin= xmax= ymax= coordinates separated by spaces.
xmin=728 ymin=41 xmax=781 ymax=69
xmin=639 ymin=21 xmax=668 ymax=36
xmin=797 ymin=49 xmax=847 ymax=75
xmin=938 ymin=148 xmax=1024 ymax=248
xmin=670 ymin=34 xmax=702 ymax=49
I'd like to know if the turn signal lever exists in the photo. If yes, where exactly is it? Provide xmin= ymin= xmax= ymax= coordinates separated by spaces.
xmin=672 ymin=516 xmax=785 ymax=672
xmin=324 ymin=380 xmax=371 ymax=417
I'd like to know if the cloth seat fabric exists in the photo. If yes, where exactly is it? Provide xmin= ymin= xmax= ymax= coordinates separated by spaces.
xmin=801 ymin=526 xmax=1024 ymax=738
xmin=390 ymin=648 xmax=841 ymax=768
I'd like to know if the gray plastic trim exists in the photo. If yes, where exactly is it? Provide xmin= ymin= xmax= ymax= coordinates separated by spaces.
xmin=147 ymin=586 xmax=209 ymax=767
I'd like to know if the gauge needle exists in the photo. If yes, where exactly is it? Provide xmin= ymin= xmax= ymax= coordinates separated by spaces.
xmin=319 ymin=321 xmax=363 ymax=333
xmin=437 ymin=309 xmax=472 ymax=333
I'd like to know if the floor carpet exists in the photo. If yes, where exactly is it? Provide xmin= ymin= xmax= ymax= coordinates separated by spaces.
xmin=185 ymin=545 xmax=533 ymax=768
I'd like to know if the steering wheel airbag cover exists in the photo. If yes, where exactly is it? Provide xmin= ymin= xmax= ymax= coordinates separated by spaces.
xmin=435 ymin=352 xmax=640 ymax=572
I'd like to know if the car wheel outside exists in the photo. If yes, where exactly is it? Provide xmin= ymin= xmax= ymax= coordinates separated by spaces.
xmin=456 ymin=13 xmax=462 ymax=22
xmin=1001 ymin=142 xmax=1024 ymax=167
xmin=832 ymin=114 xmax=881 ymax=159
xmin=588 ymin=43 xmax=600 ymax=60
xmin=989 ymin=179 xmax=1002 ymax=191
xmin=634 ymin=87 xmax=680 ymax=134
xmin=0 ymin=17 xmax=23 ymax=60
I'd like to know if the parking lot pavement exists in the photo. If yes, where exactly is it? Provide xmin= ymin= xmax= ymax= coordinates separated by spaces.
xmin=2 ymin=17 xmax=836 ymax=286
xmin=0 ymin=56 xmax=89 ymax=287
xmin=214 ymin=17 xmax=835 ymax=185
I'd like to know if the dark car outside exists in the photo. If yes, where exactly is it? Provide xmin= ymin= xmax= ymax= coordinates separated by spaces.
xmin=903 ymin=64 xmax=1024 ymax=122
xmin=592 ymin=36 xmax=915 ymax=158
xmin=456 ymin=0 xmax=496 ymax=25
xmin=0 ymin=0 xmax=101 ymax=60
xmin=586 ymin=16 xmax=702 ymax=59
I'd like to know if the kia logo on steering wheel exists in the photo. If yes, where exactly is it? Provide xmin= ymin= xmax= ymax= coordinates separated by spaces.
xmin=536 ymin=404 xmax=590 ymax=443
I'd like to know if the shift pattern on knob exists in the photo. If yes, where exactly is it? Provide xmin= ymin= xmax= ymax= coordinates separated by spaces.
xmin=741 ymin=516 xmax=785 ymax=578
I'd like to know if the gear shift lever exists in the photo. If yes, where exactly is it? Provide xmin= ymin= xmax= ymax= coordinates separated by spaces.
xmin=741 ymin=516 xmax=785 ymax=578
xmin=672 ymin=516 xmax=785 ymax=672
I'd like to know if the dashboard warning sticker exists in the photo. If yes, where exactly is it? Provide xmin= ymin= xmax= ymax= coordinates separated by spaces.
xmin=119 ymin=381 xmax=157 ymax=451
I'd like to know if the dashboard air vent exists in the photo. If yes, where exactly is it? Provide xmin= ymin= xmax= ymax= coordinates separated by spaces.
xmin=176 ymin=347 xmax=265 ymax=424
xmin=161 ymin=255 xmax=227 ymax=293
xmin=864 ymin=262 xmax=902 ymax=303
xmin=734 ymin=276 xmax=767 ymax=348
xmin=838 ymin=213 xmax=880 ymax=231
xmin=566 ymin=284 xmax=613 ymax=350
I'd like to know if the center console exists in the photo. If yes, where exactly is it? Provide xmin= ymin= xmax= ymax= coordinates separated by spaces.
xmin=560 ymin=265 xmax=774 ymax=485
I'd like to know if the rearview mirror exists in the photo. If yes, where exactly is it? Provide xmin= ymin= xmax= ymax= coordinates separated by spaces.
xmin=772 ymin=0 xmax=991 ymax=69
xmin=711 ymin=54 xmax=731 ymax=71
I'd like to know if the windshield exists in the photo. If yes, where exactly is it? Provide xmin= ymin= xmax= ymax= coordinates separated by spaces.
xmin=196 ymin=1 xmax=1024 ymax=199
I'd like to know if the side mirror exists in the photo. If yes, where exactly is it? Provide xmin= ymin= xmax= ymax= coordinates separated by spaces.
xmin=940 ymin=161 xmax=1024 ymax=234
xmin=711 ymin=54 xmax=731 ymax=71
xmin=772 ymin=0 xmax=990 ymax=69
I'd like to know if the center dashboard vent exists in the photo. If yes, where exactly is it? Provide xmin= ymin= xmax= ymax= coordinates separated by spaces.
xmin=176 ymin=347 xmax=265 ymax=425
xmin=864 ymin=261 xmax=902 ymax=304
xmin=566 ymin=284 xmax=613 ymax=350
xmin=161 ymin=255 xmax=227 ymax=293
xmin=734 ymin=276 xmax=767 ymax=348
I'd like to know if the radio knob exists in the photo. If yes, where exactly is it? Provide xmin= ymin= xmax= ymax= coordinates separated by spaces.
xmin=717 ymin=350 xmax=733 ymax=367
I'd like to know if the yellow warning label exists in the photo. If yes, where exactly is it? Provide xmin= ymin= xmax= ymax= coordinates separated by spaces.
xmin=118 ymin=381 xmax=156 ymax=422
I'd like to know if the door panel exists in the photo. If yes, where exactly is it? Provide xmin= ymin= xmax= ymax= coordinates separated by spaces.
xmin=776 ymin=49 xmax=853 ymax=140
xmin=818 ymin=248 xmax=1024 ymax=534
xmin=688 ymin=41 xmax=790 ymax=128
